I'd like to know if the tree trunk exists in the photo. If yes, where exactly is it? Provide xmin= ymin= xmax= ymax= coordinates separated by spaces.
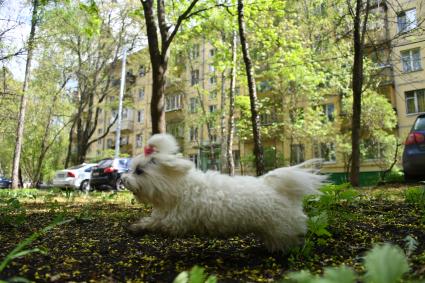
xmin=227 ymin=30 xmax=237 ymax=176
xmin=350 ymin=0 xmax=370 ymax=187
xmin=237 ymin=0 xmax=265 ymax=176
xmin=11 ymin=0 xmax=39 ymax=189
xmin=220 ymin=70 xmax=227 ymax=173
xmin=141 ymin=0 xmax=199 ymax=135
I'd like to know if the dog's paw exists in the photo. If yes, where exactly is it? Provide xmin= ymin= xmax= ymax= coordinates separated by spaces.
xmin=127 ymin=223 xmax=149 ymax=235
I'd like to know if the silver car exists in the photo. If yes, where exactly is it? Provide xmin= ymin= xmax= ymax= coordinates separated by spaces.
xmin=52 ymin=163 xmax=97 ymax=191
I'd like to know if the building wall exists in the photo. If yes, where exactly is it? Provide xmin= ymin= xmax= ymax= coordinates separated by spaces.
xmin=87 ymin=1 xmax=424 ymax=177
xmin=388 ymin=0 xmax=425 ymax=140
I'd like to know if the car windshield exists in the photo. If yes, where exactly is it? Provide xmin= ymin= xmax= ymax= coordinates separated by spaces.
xmin=68 ymin=164 xmax=86 ymax=170
xmin=413 ymin=117 xmax=425 ymax=131
xmin=98 ymin=159 xmax=113 ymax=168
xmin=118 ymin=158 xmax=129 ymax=167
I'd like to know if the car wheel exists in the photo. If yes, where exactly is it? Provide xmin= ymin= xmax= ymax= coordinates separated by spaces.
xmin=80 ymin=180 xmax=90 ymax=192
xmin=404 ymin=173 xmax=417 ymax=183
xmin=115 ymin=178 xmax=125 ymax=191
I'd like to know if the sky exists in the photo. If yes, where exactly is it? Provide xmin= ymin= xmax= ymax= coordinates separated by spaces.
xmin=0 ymin=0 xmax=31 ymax=81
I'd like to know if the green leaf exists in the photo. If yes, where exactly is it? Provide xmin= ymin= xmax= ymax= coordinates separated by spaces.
xmin=364 ymin=244 xmax=409 ymax=283
xmin=189 ymin=266 xmax=206 ymax=283
xmin=319 ymin=266 xmax=356 ymax=283
xmin=286 ymin=270 xmax=316 ymax=283
xmin=173 ymin=271 xmax=189 ymax=283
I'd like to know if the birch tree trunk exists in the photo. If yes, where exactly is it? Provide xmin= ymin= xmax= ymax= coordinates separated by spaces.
xmin=237 ymin=0 xmax=265 ymax=176
xmin=11 ymin=0 xmax=39 ymax=189
xmin=227 ymin=30 xmax=237 ymax=176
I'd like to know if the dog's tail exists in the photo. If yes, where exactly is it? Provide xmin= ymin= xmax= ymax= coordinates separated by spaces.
xmin=261 ymin=159 xmax=326 ymax=202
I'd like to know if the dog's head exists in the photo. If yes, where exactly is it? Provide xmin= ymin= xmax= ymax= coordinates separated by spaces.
xmin=122 ymin=133 xmax=194 ymax=206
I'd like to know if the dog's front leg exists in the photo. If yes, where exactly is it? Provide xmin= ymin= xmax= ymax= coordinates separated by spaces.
xmin=128 ymin=217 xmax=158 ymax=235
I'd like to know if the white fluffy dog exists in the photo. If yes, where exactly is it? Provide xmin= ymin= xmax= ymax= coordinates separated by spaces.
xmin=122 ymin=134 xmax=326 ymax=252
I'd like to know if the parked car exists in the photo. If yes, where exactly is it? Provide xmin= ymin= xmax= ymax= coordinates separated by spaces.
xmin=0 ymin=176 xmax=12 ymax=188
xmin=52 ymin=163 xmax=97 ymax=191
xmin=89 ymin=158 xmax=132 ymax=191
xmin=402 ymin=114 xmax=425 ymax=181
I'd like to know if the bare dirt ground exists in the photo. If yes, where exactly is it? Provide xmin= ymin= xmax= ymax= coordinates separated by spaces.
xmin=0 ymin=184 xmax=424 ymax=282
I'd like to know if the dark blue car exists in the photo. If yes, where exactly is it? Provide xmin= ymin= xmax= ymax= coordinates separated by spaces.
xmin=403 ymin=114 xmax=425 ymax=181
xmin=0 ymin=176 xmax=12 ymax=188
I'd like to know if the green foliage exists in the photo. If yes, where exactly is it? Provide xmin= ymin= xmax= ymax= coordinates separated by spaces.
xmin=307 ymin=212 xmax=331 ymax=238
xmin=306 ymin=183 xmax=359 ymax=217
xmin=382 ymin=168 xmax=404 ymax=183
xmin=404 ymin=187 xmax=425 ymax=207
xmin=286 ymin=243 xmax=409 ymax=283
xmin=364 ymin=244 xmax=410 ymax=283
xmin=0 ymin=197 xmax=27 ymax=227
xmin=173 ymin=266 xmax=217 ymax=283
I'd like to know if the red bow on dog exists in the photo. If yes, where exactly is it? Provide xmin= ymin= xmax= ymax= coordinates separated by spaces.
xmin=144 ymin=145 xmax=156 ymax=156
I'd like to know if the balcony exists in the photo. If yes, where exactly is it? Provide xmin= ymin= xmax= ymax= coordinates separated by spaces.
xmin=112 ymin=119 xmax=134 ymax=133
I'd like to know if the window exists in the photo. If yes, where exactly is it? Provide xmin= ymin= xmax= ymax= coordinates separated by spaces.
xmin=397 ymin=8 xmax=417 ymax=33
xmin=136 ymin=134 xmax=143 ymax=148
xmin=209 ymin=91 xmax=217 ymax=100
xmin=189 ymin=97 xmax=198 ymax=113
xmin=209 ymin=48 xmax=216 ymax=57
xmin=98 ymin=128 xmax=103 ymax=135
xmin=191 ymin=70 xmax=199 ymax=86
xmin=260 ymin=113 xmax=275 ymax=125
xmin=209 ymin=64 xmax=215 ymax=73
xmin=323 ymin=103 xmax=335 ymax=122
xmin=406 ymin=89 xmax=425 ymax=114
xmin=166 ymin=94 xmax=183 ymax=111
xmin=120 ymin=136 xmax=129 ymax=145
xmin=122 ymin=108 xmax=129 ymax=120
xmin=290 ymin=144 xmax=305 ymax=165
xmin=210 ymin=76 xmax=217 ymax=85
xmin=401 ymin=49 xmax=421 ymax=73
xmin=139 ymin=65 xmax=146 ymax=77
xmin=138 ymin=87 xmax=145 ymax=100
xmin=97 ymin=139 xmax=102 ymax=145
xmin=107 ymin=139 xmax=114 ymax=148
xmin=314 ymin=142 xmax=336 ymax=163
xmin=137 ymin=110 xmax=144 ymax=123
xmin=189 ymin=44 xmax=200 ymax=59
xmin=362 ymin=139 xmax=384 ymax=160
xmin=189 ymin=127 xmax=198 ymax=141
xmin=209 ymin=105 xmax=217 ymax=113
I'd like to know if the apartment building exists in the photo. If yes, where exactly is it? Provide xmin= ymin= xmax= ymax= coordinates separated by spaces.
xmin=87 ymin=0 xmax=423 ymax=182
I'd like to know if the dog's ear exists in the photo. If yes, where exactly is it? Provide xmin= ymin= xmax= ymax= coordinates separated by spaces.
xmin=159 ymin=156 xmax=194 ymax=174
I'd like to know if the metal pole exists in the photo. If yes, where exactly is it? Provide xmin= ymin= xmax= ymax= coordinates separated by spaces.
xmin=115 ymin=48 xmax=127 ymax=159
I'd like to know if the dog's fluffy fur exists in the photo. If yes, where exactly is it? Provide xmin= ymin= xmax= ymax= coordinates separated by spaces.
xmin=122 ymin=134 xmax=326 ymax=252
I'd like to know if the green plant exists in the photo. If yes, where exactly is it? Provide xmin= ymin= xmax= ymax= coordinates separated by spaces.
xmin=404 ymin=187 xmax=425 ymax=207
xmin=173 ymin=266 xmax=217 ymax=283
xmin=285 ymin=243 xmax=410 ymax=283
xmin=0 ymin=197 xmax=27 ymax=227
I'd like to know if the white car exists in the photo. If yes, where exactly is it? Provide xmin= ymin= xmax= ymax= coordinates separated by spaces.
xmin=52 ymin=163 xmax=97 ymax=191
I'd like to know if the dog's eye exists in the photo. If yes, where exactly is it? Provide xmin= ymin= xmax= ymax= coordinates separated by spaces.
xmin=135 ymin=167 xmax=144 ymax=175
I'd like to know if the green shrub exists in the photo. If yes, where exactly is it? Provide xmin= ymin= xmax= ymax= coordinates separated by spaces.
xmin=174 ymin=244 xmax=411 ymax=283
